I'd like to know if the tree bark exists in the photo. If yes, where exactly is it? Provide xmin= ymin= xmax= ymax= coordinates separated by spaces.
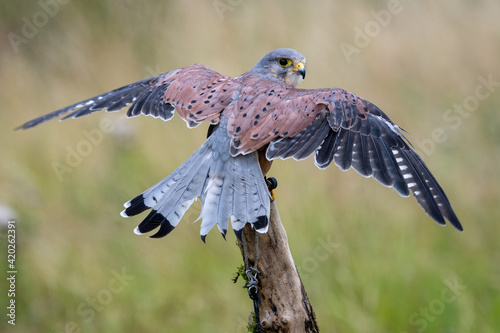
xmin=238 ymin=200 xmax=320 ymax=332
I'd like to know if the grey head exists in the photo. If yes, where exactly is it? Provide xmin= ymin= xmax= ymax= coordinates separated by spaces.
xmin=249 ymin=48 xmax=306 ymax=87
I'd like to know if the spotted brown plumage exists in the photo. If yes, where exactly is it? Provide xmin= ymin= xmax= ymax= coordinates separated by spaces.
xmin=17 ymin=48 xmax=462 ymax=240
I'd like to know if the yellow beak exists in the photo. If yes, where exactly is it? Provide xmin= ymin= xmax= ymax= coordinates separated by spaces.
xmin=292 ymin=62 xmax=306 ymax=79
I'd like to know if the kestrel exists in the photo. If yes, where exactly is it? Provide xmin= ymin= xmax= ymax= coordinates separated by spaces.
xmin=17 ymin=48 xmax=462 ymax=241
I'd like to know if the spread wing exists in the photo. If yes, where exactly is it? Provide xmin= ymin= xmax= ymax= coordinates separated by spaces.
xmin=229 ymin=74 xmax=462 ymax=231
xmin=16 ymin=64 xmax=236 ymax=130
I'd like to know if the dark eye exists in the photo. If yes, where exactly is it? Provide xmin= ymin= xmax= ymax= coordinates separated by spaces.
xmin=278 ymin=58 xmax=292 ymax=67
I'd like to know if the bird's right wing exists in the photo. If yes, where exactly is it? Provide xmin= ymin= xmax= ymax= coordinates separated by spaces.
xmin=16 ymin=64 xmax=236 ymax=130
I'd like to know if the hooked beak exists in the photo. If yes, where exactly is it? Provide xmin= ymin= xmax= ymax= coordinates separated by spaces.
xmin=292 ymin=62 xmax=306 ymax=79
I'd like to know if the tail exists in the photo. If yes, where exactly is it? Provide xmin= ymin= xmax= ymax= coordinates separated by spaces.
xmin=120 ymin=134 xmax=271 ymax=241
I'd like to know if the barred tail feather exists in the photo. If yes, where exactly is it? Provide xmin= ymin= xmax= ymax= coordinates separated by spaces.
xmin=198 ymin=146 xmax=270 ymax=241
xmin=121 ymin=131 xmax=271 ymax=241
xmin=121 ymin=142 xmax=213 ymax=238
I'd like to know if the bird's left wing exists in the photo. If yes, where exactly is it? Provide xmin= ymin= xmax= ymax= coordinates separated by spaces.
xmin=16 ymin=64 xmax=236 ymax=130
xmin=228 ymin=77 xmax=462 ymax=231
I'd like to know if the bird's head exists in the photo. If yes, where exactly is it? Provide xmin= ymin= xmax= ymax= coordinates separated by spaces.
xmin=251 ymin=48 xmax=306 ymax=87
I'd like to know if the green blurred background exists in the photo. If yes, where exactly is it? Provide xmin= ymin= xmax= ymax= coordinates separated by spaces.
xmin=1 ymin=0 xmax=499 ymax=332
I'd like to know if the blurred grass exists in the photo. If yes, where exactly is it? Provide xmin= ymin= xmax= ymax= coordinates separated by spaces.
xmin=1 ymin=0 xmax=499 ymax=332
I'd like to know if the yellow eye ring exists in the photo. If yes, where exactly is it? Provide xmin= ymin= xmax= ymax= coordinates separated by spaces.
xmin=278 ymin=58 xmax=292 ymax=67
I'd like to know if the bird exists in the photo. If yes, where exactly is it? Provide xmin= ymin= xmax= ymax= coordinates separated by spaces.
xmin=17 ymin=48 xmax=462 ymax=241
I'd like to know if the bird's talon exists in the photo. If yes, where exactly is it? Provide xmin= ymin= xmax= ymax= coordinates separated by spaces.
xmin=270 ymin=189 xmax=276 ymax=201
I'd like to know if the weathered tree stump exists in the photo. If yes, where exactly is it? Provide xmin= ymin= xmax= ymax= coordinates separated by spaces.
xmin=238 ymin=199 xmax=320 ymax=332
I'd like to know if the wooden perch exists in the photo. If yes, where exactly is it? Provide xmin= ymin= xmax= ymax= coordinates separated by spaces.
xmin=238 ymin=199 xmax=320 ymax=332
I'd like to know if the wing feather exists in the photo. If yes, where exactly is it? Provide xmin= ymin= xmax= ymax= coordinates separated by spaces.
xmin=314 ymin=130 xmax=339 ymax=169
xmin=350 ymin=133 xmax=372 ymax=178
xmin=16 ymin=65 xmax=233 ymax=130
xmin=333 ymin=129 xmax=353 ymax=171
